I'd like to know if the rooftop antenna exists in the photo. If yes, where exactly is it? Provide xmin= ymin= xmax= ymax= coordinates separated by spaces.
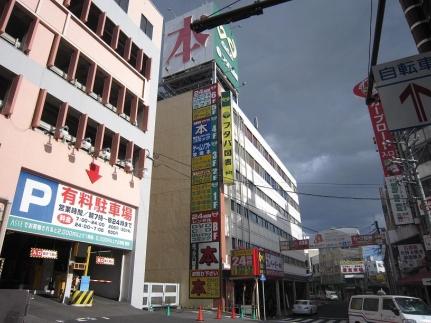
xmin=253 ymin=116 xmax=259 ymax=129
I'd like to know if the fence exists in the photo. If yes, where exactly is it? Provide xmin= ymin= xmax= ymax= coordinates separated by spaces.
xmin=142 ymin=283 xmax=179 ymax=309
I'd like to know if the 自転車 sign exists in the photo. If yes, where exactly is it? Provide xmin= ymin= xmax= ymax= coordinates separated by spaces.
xmin=373 ymin=52 xmax=431 ymax=130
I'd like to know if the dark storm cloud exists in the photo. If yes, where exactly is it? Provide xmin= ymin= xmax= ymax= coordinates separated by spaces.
xmin=153 ymin=0 xmax=417 ymax=232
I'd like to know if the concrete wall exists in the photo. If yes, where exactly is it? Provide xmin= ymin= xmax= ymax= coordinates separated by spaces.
xmin=145 ymin=91 xmax=199 ymax=307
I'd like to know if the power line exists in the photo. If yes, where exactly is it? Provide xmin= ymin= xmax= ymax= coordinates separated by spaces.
xmin=207 ymin=0 xmax=242 ymax=18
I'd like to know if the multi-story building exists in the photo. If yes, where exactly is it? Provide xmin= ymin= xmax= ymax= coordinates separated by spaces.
xmin=0 ymin=0 xmax=162 ymax=308
xmin=145 ymin=3 xmax=308 ymax=317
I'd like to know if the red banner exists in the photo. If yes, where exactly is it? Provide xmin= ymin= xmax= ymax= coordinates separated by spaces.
xmin=368 ymin=100 xmax=401 ymax=177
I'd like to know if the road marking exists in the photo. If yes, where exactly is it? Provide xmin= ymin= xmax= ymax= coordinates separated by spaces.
xmin=339 ymin=320 xmax=347 ymax=323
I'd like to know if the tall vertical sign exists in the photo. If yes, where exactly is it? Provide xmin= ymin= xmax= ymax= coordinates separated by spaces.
xmin=221 ymin=92 xmax=235 ymax=185
xmin=353 ymin=80 xmax=413 ymax=225
xmin=190 ymin=84 xmax=221 ymax=299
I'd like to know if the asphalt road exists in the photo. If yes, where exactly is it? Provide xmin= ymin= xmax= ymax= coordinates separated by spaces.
xmin=17 ymin=295 xmax=350 ymax=322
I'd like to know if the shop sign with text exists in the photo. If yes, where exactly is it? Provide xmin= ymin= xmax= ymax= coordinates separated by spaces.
xmin=221 ymin=91 xmax=234 ymax=185
xmin=30 ymin=248 xmax=58 ymax=259
xmin=9 ymin=171 xmax=135 ymax=250
xmin=190 ymin=84 xmax=221 ymax=299
xmin=385 ymin=176 xmax=413 ymax=225
xmin=162 ymin=3 xmax=239 ymax=89
xmin=96 ymin=256 xmax=115 ymax=265
xmin=231 ymin=248 xmax=260 ymax=277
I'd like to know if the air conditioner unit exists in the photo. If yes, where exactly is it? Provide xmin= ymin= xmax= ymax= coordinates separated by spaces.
xmin=106 ymin=103 xmax=117 ymax=112
xmin=100 ymin=148 xmax=111 ymax=161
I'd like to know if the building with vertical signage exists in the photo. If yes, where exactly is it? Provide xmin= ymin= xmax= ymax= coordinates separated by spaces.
xmin=0 ymin=0 xmax=162 ymax=308
xmin=145 ymin=3 xmax=308 ymax=316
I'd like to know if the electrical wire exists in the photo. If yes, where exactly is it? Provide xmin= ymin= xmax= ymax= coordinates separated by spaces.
xmin=207 ymin=0 xmax=242 ymax=18
xmin=149 ymin=152 xmax=402 ymax=201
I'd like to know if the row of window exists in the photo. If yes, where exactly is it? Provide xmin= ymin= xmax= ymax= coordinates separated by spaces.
xmin=0 ymin=64 xmax=146 ymax=177
xmin=0 ymin=1 xmax=151 ymax=81
xmin=31 ymin=87 xmax=147 ymax=177
xmin=236 ymin=140 xmax=300 ymax=212
xmin=48 ymin=35 xmax=149 ymax=129
xmin=235 ymin=170 xmax=301 ymax=226
xmin=233 ymin=110 xmax=297 ymax=191
xmin=66 ymin=0 xmax=152 ymax=78
xmin=231 ymin=238 xmax=307 ymax=268
xmin=231 ymin=200 xmax=294 ymax=241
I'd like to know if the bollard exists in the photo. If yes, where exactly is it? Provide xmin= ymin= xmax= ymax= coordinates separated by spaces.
xmin=231 ymin=306 xmax=236 ymax=319
xmin=216 ymin=304 xmax=222 ymax=320
xmin=196 ymin=305 xmax=204 ymax=321
xmin=240 ymin=307 xmax=244 ymax=319
xmin=252 ymin=307 xmax=256 ymax=320
xmin=166 ymin=304 xmax=171 ymax=316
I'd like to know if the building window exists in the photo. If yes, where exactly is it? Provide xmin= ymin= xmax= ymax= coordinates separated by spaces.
xmin=2 ymin=4 xmax=34 ymax=50
xmin=0 ymin=65 xmax=15 ymax=113
xmin=114 ymin=0 xmax=129 ymax=12
xmin=140 ymin=15 xmax=153 ymax=39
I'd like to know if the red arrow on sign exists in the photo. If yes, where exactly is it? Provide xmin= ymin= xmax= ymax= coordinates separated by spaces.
xmin=86 ymin=162 xmax=102 ymax=183
xmin=400 ymin=83 xmax=431 ymax=123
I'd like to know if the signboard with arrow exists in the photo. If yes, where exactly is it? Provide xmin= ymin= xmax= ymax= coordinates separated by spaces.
xmin=373 ymin=52 xmax=431 ymax=131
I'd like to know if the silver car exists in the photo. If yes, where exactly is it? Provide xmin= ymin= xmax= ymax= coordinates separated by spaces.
xmin=292 ymin=300 xmax=318 ymax=315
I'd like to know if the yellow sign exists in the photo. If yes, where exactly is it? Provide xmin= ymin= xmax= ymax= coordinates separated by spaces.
xmin=192 ymin=155 xmax=212 ymax=171
xmin=221 ymin=92 xmax=234 ymax=185
xmin=190 ymin=270 xmax=220 ymax=298
xmin=192 ymin=168 xmax=212 ymax=185
xmin=193 ymin=106 xmax=212 ymax=121
xmin=191 ymin=183 xmax=213 ymax=212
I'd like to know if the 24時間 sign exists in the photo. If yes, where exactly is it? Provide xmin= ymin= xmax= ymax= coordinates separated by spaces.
xmin=190 ymin=84 xmax=221 ymax=299
xmin=8 ymin=171 xmax=135 ymax=250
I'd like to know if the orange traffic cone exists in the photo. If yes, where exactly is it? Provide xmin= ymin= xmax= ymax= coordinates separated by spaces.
xmin=216 ymin=304 xmax=222 ymax=320
xmin=231 ymin=306 xmax=236 ymax=319
xmin=196 ymin=305 xmax=204 ymax=322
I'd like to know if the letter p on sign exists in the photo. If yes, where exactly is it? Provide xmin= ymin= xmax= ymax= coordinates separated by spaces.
xmin=20 ymin=179 xmax=52 ymax=212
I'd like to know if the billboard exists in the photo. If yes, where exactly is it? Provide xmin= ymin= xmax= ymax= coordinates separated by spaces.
xmin=353 ymin=79 xmax=412 ymax=226
xmin=231 ymin=248 xmax=260 ymax=277
xmin=162 ymin=3 xmax=239 ymax=89
xmin=190 ymin=84 xmax=221 ymax=299
xmin=340 ymin=260 xmax=365 ymax=274
xmin=385 ymin=176 xmax=414 ymax=225
xmin=9 ymin=171 xmax=135 ymax=250
xmin=279 ymin=239 xmax=309 ymax=251
xmin=221 ymin=91 xmax=234 ymax=185
xmin=398 ymin=244 xmax=425 ymax=272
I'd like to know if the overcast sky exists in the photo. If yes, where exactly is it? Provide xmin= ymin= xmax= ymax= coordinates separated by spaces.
xmin=152 ymin=0 xmax=417 ymax=234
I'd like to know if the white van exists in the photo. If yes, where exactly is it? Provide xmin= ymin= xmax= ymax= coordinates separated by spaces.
xmin=349 ymin=294 xmax=431 ymax=323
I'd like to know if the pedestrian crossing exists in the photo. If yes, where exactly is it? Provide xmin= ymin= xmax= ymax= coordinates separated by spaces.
xmin=278 ymin=317 xmax=347 ymax=323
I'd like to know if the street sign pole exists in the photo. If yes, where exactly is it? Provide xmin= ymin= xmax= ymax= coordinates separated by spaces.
xmin=260 ymin=274 xmax=266 ymax=321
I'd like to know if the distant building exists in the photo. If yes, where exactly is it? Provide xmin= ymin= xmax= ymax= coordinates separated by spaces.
xmin=0 ymin=0 xmax=162 ymax=309
xmin=317 ymin=228 xmax=363 ymax=299
xmin=145 ymin=2 xmax=308 ymax=317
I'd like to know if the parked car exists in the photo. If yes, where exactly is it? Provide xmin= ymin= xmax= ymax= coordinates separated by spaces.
xmin=326 ymin=290 xmax=339 ymax=300
xmin=292 ymin=300 xmax=318 ymax=315
xmin=349 ymin=294 xmax=431 ymax=323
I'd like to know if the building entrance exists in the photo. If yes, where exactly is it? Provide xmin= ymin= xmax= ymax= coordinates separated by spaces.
xmin=0 ymin=230 xmax=126 ymax=301
xmin=0 ymin=231 xmax=70 ymax=296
